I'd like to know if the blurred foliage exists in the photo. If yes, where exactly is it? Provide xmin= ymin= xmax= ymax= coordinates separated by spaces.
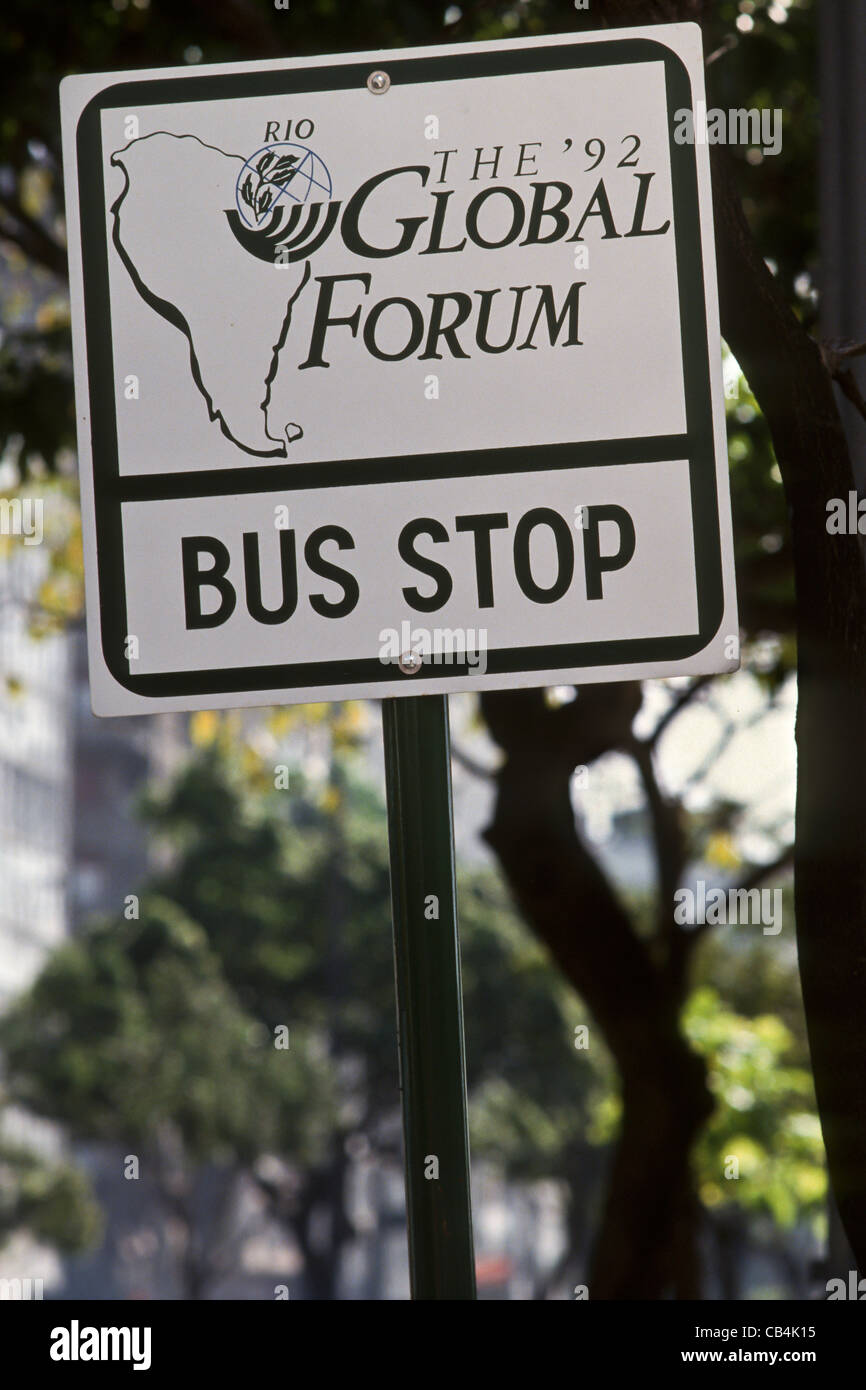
xmin=140 ymin=744 xmax=598 ymax=1148
xmin=576 ymin=943 xmax=824 ymax=1234
xmin=0 ymin=744 xmax=821 ymax=1273
xmin=0 ymin=473 xmax=83 ymax=639
xmin=686 ymin=986 xmax=825 ymax=1228
xmin=0 ymin=746 xmax=593 ymax=1270
xmin=0 ymin=1136 xmax=102 ymax=1255
xmin=1 ymin=896 xmax=334 ymax=1165
xmin=0 ymin=323 xmax=75 ymax=474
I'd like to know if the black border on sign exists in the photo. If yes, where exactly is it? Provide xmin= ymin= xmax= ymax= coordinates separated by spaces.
xmin=75 ymin=36 xmax=724 ymax=698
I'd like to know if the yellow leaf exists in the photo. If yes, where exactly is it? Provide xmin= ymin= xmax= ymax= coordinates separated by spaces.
xmin=190 ymin=710 xmax=219 ymax=746
xmin=706 ymin=832 xmax=741 ymax=870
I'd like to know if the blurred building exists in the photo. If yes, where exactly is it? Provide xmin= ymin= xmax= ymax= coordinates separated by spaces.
xmin=0 ymin=539 xmax=192 ymax=1297
xmin=0 ymin=543 xmax=71 ymax=1293
xmin=68 ymin=627 xmax=185 ymax=929
xmin=0 ymin=548 xmax=70 ymax=1011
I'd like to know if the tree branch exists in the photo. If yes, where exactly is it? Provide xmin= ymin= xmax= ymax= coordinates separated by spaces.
xmin=0 ymin=195 xmax=67 ymax=279
xmin=647 ymin=675 xmax=715 ymax=749
xmin=450 ymin=741 xmax=496 ymax=782
xmin=731 ymin=844 xmax=794 ymax=896
xmin=628 ymin=734 xmax=687 ymax=966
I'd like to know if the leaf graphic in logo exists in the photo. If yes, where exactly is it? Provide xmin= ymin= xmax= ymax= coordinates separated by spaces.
xmin=241 ymin=172 xmax=257 ymax=209
xmin=256 ymin=151 xmax=277 ymax=175
xmin=256 ymin=186 xmax=274 ymax=217
xmin=270 ymin=154 xmax=300 ymax=187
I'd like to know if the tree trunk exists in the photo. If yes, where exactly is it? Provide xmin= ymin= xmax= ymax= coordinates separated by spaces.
xmin=295 ymin=1145 xmax=354 ymax=1299
xmin=479 ymin=0 xmax=866 ymax=1289
xmin=481 ymin=686 xmax=713 ymax=1296
xmin=710 ymin=138 xmax=866 ymax=1273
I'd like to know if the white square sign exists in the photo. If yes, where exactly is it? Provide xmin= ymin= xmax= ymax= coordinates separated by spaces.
xmin=61 ymin=24 xmax=738 ymax=714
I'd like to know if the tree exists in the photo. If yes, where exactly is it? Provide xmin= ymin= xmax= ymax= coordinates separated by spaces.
xmin=0 ymin=890 xmax=338 ymax=1297
xmin=2 ymin=740 xmax=827 ymax=1297
xmin=475 ymin=0 xmax=866 ymax=1295
xmin=1 ymin=746 xmax=593 ymax=1296
xmin=0 ymin=1130 xmax=102 ymax=1262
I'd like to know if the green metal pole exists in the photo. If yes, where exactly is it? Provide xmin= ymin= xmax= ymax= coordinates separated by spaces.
xmin=382 ymin=693 xmax=477 ymax=1300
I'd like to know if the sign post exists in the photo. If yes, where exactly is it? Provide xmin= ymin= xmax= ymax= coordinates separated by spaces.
xmin=61 ymin=24 xmax=738 ymax=1299
xmin=383 ymin=694 xmax=475 ymax=1299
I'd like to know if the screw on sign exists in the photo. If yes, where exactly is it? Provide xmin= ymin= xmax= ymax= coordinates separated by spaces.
xmin=367 ymin=69 xmax=391 ymax=95
xmin=398 ymin=650 xmax=424 ymax=676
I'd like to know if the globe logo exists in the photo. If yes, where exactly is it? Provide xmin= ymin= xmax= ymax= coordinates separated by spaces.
xmin=235 ymin=142 xmax=333 ymax=231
